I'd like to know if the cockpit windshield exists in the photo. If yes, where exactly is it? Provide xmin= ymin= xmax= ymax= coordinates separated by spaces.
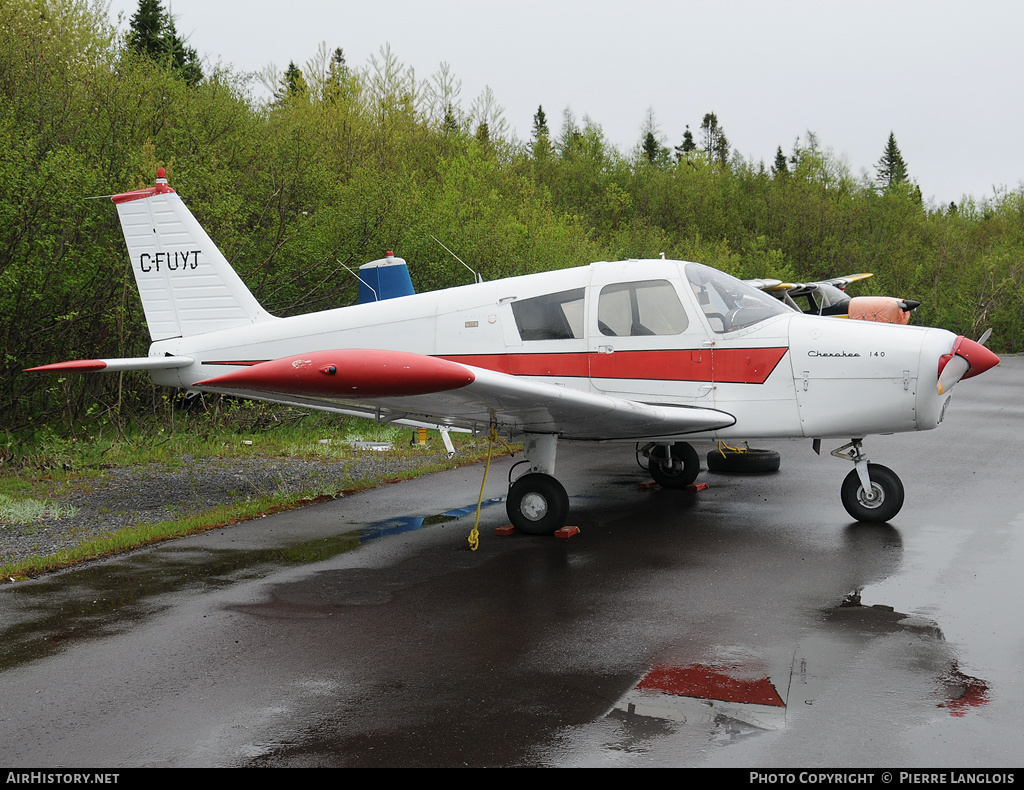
xmin=685 ymin=262 xmax=791 ymax=333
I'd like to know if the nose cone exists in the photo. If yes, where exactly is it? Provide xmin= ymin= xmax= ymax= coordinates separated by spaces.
xmin=955 ymin=336 xmax=1000 ymax=380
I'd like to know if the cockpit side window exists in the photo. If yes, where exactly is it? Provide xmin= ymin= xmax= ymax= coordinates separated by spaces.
xmin=686 ymin=263 xmax=790 ymax=333
xmin=511 ymin=288 xmax=585 ymax=340
xmin=598 ymin=280 xmax=688 ymax=337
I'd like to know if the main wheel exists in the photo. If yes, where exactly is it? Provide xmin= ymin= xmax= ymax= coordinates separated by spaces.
xmin=649 ymin=442 xmax=700 ymax=488
xmin=706 ymin=447 xmax=781 ymax=473
xmin=840 ymin=463 xmax=904 ymax=523
xmin=506 ymin=473 xmax=570 ymax=535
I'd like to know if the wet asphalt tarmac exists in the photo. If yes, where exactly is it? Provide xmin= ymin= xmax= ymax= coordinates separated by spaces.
xmin=2 ymin=358 xmax=1023 ymax=767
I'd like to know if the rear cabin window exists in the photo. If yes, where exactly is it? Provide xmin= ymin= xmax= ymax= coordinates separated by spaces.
xmin=598 ymin=280 xmax=689 ymax=337
xmin=511 ymin=288 xmax=586 ymax=340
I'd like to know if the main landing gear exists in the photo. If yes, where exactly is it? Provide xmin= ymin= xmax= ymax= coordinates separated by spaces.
xmin=505 ymin=433 xmax=570 ymax=535
xmin=505 ymin=437 xmax=705 ymax=535
xmin=831 ymin=439 xmax=905 ymax=523
xmin=640 ymin=441 xmax=701 ymax=488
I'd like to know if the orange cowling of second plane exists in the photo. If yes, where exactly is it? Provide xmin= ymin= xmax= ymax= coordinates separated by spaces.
xmin=848 ymin=296 xmax=911 ymax=324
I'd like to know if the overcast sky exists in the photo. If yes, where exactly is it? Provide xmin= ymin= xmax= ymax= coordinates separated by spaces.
xmin=105 ymin=0 xmax=1024 ymax=207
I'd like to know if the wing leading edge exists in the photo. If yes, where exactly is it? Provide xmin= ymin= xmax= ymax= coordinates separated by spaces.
xmin=194 ymin=349 xmax=736 ymax=441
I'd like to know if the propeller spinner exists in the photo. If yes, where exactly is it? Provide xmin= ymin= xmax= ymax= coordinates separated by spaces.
xmin=937 ymin=333 xmax=1000 ymax=394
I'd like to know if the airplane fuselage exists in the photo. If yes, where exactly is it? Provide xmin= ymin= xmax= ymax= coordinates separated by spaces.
xmin=146 ymin=258 xmax=956 ymax=442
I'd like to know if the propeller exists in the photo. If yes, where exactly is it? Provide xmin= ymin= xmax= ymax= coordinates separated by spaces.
xmin=937 ymin=330 xmax=999 ymax=395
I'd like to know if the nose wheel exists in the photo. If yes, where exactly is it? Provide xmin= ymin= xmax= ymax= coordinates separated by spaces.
xmin=840 ymin=464 xmax=904 ymax=522
xmin=833 ymin=440 xmax=905 ymax=523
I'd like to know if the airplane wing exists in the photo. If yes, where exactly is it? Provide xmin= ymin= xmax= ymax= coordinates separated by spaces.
xmin=193 ymin=349 xmax=737 ymax=441
xmin=744 ymin=273 xmax=875 ymax=298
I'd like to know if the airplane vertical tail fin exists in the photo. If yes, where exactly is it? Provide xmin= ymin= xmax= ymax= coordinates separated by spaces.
xmin=112 ymin=169 xmax=274 ymax=341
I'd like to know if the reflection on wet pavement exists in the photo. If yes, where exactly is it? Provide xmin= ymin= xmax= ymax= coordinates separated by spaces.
xmin=615 ymin=663 xmax=786 ymax=729
xmin=606 ymin=596 xmax=988 ymax=749
xmin=0 ymin=498 xmax=503 ymax=672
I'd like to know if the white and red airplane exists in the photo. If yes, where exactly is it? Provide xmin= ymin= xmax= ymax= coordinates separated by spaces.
xmin=28 ymin=170 xmax=999 ymax=533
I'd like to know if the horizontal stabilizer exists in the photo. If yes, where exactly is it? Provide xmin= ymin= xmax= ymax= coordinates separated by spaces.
xmin=26 ymin=356 xmax=194 ymax=373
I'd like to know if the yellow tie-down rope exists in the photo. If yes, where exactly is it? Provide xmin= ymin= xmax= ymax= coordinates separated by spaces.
xmin=468 ymin=422 xmax=514 ymax=551
xmin=715 ymin=440 xmax=750 ymax=457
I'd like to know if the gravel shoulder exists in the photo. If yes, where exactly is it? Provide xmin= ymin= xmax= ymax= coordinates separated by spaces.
xmin=0 ymin=448 xmax=467 ymax=569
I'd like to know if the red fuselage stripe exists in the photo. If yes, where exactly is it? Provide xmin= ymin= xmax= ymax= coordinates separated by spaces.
xmin=438 ymin=348 xmax=788 ymax=384
xmin=202 ymin=348 xmax=789 ymax=385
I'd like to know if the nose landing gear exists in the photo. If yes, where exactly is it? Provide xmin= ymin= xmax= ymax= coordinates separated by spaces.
xmin=832 ymin=439 xmax=905 ymax=522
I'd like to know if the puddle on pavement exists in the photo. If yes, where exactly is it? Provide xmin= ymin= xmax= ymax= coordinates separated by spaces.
xmin=0 ymin=498 xmax=503 ymax=672
xmin=600 ymin=593 xmax=988 ymax=754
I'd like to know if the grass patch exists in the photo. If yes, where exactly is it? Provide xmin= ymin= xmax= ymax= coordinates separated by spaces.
xmin=1 ymin=404 xmax=476 ymax=498
xmin=0 ymin=405 xmax=518 ymax=581
xmin=0 ymin=493 xmax=78 ymax=526
xmin=0 ymin=491 xmax=321 ymax=580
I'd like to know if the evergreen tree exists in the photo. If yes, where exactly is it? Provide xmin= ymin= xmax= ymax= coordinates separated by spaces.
xmin=639 ymin=107 xmax=670 ymax=167
xmin=772 ymin=145 xmax=789 ymax=177
xmin=876 ymin=132 xmax=909 ymax=191
xmin=126 ymin=0 xmax=202 ymax=85
xmin=443 ymin=103 xmax=459 ymax=135
xmin=642 ymin=131 xmax=659 ymax=164
xmin=278 ymin=61 xmax=307 ymax=101
xmin=331 ymin=47 xmax=347 ymax=76
xmin=127 ymin=0 xmax=163 ymax=58
xmin=674 ymin=125 xmax=696 ymax=161
xmin=700 ymin=112 xmax=729 ymax=164
xmin=532 ymin=105 xmax=552 ymax=158
xmin=532 ymin=105 xmax=549 ymax=140
xmin=557 ymin=108 xmax=582 ymax=159
xmin=475 ymin=121 xmax=490 ymax=149
xmin=324 ymin=47 xmax=349 ymax=102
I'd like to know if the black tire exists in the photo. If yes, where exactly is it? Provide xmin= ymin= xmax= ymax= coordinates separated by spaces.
xmin=706 ymin=448 xmax=781 ymax=473
xmin=506 ymin=473 xmax=570 ymax=535
xmin=840 ymin=463 xmax=904 ymax=523
xmin=649 ymin=442 xmax=700 ymax=488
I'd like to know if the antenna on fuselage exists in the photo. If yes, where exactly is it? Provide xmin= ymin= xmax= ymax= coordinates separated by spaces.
xmin=337 ymin=259 xmax=378 ymax=302
xmin=431 ymin=236 xmax=483 ymax=284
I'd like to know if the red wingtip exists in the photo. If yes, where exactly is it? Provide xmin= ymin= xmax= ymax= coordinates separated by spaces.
xmin=25 ymin=359 xmax=108 ymax=373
